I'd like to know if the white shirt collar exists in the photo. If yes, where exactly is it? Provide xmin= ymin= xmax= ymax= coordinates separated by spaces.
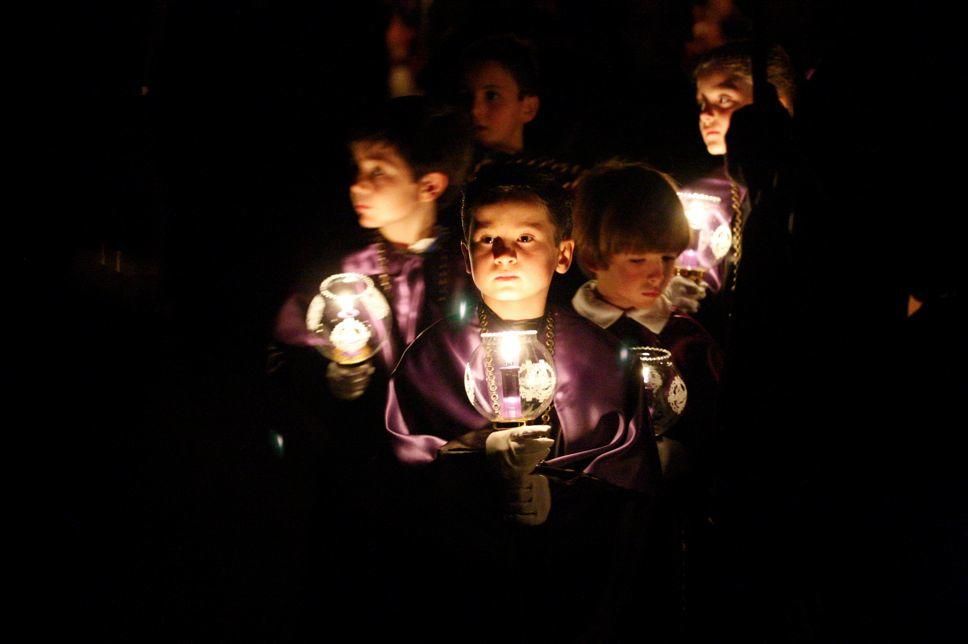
xmin=406 ymin=235 xmax=438 ymax=254
xmin=571 ymin=280 xmax=672 ymax=335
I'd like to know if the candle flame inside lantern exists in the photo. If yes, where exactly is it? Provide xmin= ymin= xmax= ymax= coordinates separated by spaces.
xmin=499 ymin=333 xmax=521 ymax=366
xmin=684 ymin=203 xmax=707 ymax=230
xmin=336 ymin=294 xmax=356 ymax=317
xmin=468 ymin=329 xmax=557 ymax=423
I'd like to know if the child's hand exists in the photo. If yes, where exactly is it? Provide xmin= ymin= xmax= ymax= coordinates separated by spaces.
xmin=503 ymin=474 xmax=551 ymax=526
xmin=326 ymin=361 xmax=375 ymax=400
xmin=664 ymin=274 xmax=707 ymax=313
xmin=274 ymin=295 xmax=327 ymax=347
xmin=485 ymin=425 xmax=554 ymax=480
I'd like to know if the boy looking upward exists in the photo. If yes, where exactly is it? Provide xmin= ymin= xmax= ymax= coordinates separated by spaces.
xmin=384 ymin=162 xmax=660 ymax=640
xmin=386 ymin=163 xmax=657 ymax=511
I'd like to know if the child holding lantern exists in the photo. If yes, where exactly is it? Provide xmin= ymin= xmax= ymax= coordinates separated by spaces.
xmin=570 ymin=160 xmax=722 ymax=480
xmin=569 ymin=160 xmax=724 ymax=638
xmin=384 ymin=163 xmax=662 ymax=641
xmin=265 ymin=96 xmax=473 ymax=631
xmin=272 ymin=95 xmax=474 ymax=398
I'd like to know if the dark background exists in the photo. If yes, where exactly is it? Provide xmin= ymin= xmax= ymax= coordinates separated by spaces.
xmin=33 ymin=1 xmax=965 ymax=640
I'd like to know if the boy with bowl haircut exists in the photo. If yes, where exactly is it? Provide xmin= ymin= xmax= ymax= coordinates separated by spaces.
xmin=571 ymin=160 xmax=724 ymax=635
xmin=572 ymin=160 xmax=721 ymax=476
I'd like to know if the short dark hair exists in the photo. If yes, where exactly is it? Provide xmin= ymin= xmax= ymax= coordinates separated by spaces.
xmin=461 ymin=34 xmax=541 ymax=97
xmin=573 ymin=161 xmax=689 ymax=276
xmin=349 ymin=96 xmax=474 ymax=206
xmin=461 ymin=161 xmax=571 ymax=243
xmin=693 ymin=41 xmax=798 ymax=108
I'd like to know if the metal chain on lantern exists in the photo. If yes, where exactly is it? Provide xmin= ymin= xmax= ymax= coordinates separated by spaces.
xmin=478 ymin=305 xmax=556 ymax=424
xmin=541 ymin=313 xmax=555 ymax=426
xmin=374 ymin=236 xmax=394 ymax=297
xmin=728 ymin=180 xmax=745 ymax=293
xmin=479 ymin=305 xmax=502 ymax=417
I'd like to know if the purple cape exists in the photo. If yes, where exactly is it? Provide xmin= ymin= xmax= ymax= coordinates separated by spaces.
xmin=385 ymin=305 xmax=658 ymax=493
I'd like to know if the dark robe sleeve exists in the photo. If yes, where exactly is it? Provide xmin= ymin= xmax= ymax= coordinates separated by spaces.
xmin=385 ymin=319 xmax=490 ymax=466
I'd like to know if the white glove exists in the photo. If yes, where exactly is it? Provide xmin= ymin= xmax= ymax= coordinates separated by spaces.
xmin=326 ymin=361 xmax=375 ymax=400
xmin=485 ymin=425 xmax=554 ymax=480
xmin=664 ymin=275 xmax=707 ymax=313
xmin=504 ymin=474 xmax=551 ymax=526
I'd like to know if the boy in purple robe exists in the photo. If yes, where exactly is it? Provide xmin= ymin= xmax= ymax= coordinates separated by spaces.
xmin=683 ymin=41 xmax=798 ymax=341
xmin=272 ymin=96 xmax=473 ymax=398
xmin=385 ymin=163 xmax=662 ymax=641
xmin=571 ymin=160 xmax=723 ymax=637
xmin=265 ymin=97 xmax=472 ymax=631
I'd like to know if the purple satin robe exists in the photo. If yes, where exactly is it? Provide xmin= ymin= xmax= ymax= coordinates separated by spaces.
xmin=273 ymin=233 xmax=468 ymax=371
xmin=385 ymin=305 xmax=657 ymax=493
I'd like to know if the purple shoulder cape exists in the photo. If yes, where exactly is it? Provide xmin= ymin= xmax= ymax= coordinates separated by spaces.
xmin=385 ymin=305 xmax=657 ymax=493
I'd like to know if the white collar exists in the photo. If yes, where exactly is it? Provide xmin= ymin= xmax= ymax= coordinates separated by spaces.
xmin=571 ymin=280 xmax=672 ymax=335
xmin=406 ymin=235 xmax=438 ymax=254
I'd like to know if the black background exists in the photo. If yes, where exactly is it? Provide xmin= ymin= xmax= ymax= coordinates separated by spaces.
xmin=29 ymin=1 xmax=966 ymax=640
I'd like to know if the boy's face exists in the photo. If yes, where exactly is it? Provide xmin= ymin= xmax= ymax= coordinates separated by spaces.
xmin=464 ymin=199 xmax=573 ymax=319
xmin=349 ymin=142 xmax=422 ymax=229
xmin=464 ymin=62 xmax=539 ymax=154
xmin=695 ymin=70 xmax=754 ymax=156
xmin=594 ymin=251 xmax=677 ymax=310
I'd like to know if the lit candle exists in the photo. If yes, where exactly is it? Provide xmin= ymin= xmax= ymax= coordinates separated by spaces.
xmin=641 ymin=364 xmax=656 ymax=414
xmin=336 ymin=294 xmax=358 ymax=318
xmin=330 ymin=317 xmax=370 ymax=358
xmin=468 ymin=329 xmax=556 ymax=425
xmin=642 ymin=364 xmax=655 ymax=412
xmin=498 ymin=332 xmax=522 ymax=420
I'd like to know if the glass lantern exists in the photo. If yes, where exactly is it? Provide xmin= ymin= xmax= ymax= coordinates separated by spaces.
xmin=676 ymin=190 xmax=731 ymax=289
xmin=305 ymin=272 xmax=391 ymax=365
xmin=631 ymin=346 xmax=687 ymax=435
xmin=464 ymin=330 xmax=557 ymax=424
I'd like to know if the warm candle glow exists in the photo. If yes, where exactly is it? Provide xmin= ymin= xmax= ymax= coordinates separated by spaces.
xmin=469 ymin=330 xmax=557 ymax=423
xmin=336 ymin=294 xmax=357 ymax=318
xmin=308 ymin=272 xmax=389 ymax=365
xmin=499 ymin=333 xmax=522 ymax=365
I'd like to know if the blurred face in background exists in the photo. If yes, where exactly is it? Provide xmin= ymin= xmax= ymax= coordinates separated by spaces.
xmin=464 ymin=62 xmax=539 ymax=154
